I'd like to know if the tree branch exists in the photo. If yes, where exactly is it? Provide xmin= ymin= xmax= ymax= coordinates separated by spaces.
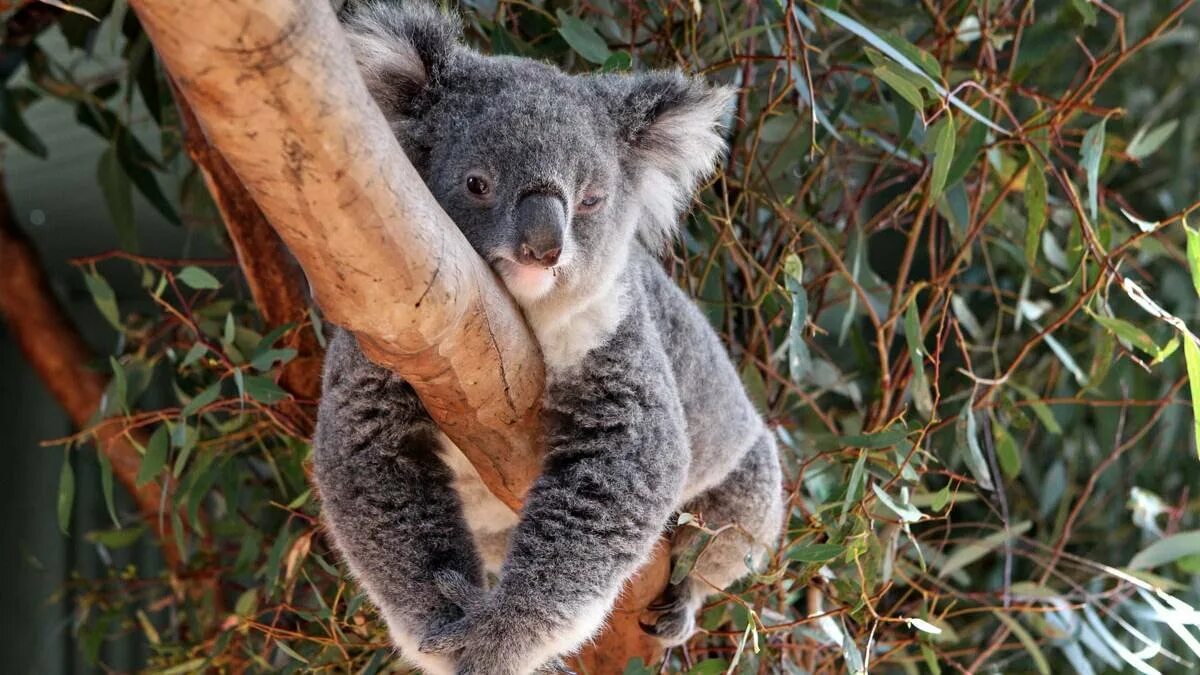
xmin=173 ymin=81 xmax=323 ymax=420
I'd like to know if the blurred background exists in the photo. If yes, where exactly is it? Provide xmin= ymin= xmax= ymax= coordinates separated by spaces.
xmin=4 ymin=0 xmax=1200 ymax=673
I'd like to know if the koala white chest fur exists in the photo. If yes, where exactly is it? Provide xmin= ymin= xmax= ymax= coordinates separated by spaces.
xmin=312 ymin=3 xmax=784 ymax=674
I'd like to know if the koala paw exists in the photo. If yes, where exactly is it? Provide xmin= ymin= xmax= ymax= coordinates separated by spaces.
xmin=640 ymin=582 xmax=698 ymax=647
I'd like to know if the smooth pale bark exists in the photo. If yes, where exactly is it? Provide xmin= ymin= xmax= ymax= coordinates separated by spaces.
xmin=129 ymin=0 xmax=667 ymax=668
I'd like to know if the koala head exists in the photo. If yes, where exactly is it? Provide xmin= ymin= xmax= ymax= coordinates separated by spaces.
xmin=342 ymin=2 xmax=733 ymax=306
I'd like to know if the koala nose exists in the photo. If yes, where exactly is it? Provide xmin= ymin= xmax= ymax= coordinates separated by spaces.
xmin=513 ymin=192 xmax=566 ymax=268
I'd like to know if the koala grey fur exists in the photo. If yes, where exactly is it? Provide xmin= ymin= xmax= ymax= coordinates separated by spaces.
xmin=312 ymin=2 xmax=784 ymax=673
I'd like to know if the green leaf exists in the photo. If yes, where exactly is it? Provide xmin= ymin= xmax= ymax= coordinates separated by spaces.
xmin=1011 ymin=383 xmax=1062 ymax=435
xmin=181 ymin=381 xmax=221 ymax=417
xmin=871 ymin=483 xmax=925 ymax=522
xmin=556 ymin=10 xmax=611 ymax=64
xmin=57 ymin=451 xmax=75 ymax=535
xmin=927 ymin=114 xmax=955 ymax=200
xmin=250 ymin=348 xmax=297 ymax=372
xmin=1185 ymin=221 xmax=1200 ymax=299
xmin=181 ymin=343 xmax=208 ymax=368
xmin=686 ymin=659 xmax=729 ymax=675
xmin=879 ymin=33 xmax=941 ymax=80
xmin=992 ymin=611 xmax=1050 ymax=675
xmin=956 ymin=401 xmax=994 ymax=491
xmin=177 ymin=266 xmax=221 ymax=290
xmin=244 ymin=375 xmax=288 ymax=405
xmin=945 ymin=118 xmax=987 ymax=189
xmin=904 ymin=298 xmax=934 ymax=418
xmin=0 ymin=87 xmax=48 ymax=158
xmin=116 ymin=131 xmax=180 ymax=225
xmin=1024 ymin=152 xmax=1047 ymax=265
xmin=275 ymin=642 xmax=309 ymax=665
xmin=836 ymin=427 xmax=908 ymax=449
xmin=97 ymin=449 xmax=120 ymax=527
xmin=1130 ymin=530 xmax=1200 ymax=569
xmin=83 ymin=272 xmax=122 ymax=330
xmin=937 ymin=521 xmax=1031 ymax=578
xmin=991 ymin=418 xmax=1020 ymax=479
xmin=1069 ymin=0 xmax=1099 ymax=26
xmin=670 ymin=527 xmax=713 ymax=584
xmin=1184 ymin=336 xmax=1200 ymax=461
xmin=86 ymin=525 xmax=145 ymax=549
xmin=784 ymin=254 xmax=810 ymax=383
xmin=1080 ymin=118 xmax=1106 ymax=223
xmin=601 ymin=51 xmax=631 ymax=72
xmin=286 ymin=488 xmax=312 ymax=510
xmin=787 ymin=542 xmax=844 ymax=563
xmin=235 ymin=588 xmax=260 ymax=618
xmin=137 ymin=425 xmax=169 ymax=487
xmin=108 ymin=356 xmax=128 ymax=414
xmin=874 ymin=64 xmax=924 ymax=113
xmin=1127 ymin=120 xmax=1177 ymax=160
xmin=930 ymin=486 xmax=951 ymax=512
xmin=97 ymin=146 xmax=137 ymax=252
xmin=1090 ymin=312 xmax=1163 ymax=358
xmin=817 ymin=6 xmax=1008 ymax=135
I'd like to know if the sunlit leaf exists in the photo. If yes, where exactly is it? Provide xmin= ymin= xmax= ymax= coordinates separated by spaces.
xmin=57 ymin=451 xmax=74 ymax=535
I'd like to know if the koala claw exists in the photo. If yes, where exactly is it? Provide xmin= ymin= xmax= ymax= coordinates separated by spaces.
xmin=419 ymin=618 xmax=471 ymax=655
xmin=536 ymin=657 xmax=576 ymax=675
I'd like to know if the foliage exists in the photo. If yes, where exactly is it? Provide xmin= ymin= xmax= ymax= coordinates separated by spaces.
xmin=7 ymin=0 xmax=1200 ymax=672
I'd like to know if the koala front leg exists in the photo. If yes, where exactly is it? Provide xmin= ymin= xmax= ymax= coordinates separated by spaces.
xmin=314 ymin=330 xmax=485 ymax=675
xmin=422 ymin=318 xmax=689 ymax=674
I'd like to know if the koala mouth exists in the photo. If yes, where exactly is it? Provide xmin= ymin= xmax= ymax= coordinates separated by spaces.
xmin=492 ymin=256 xmax=561 ymax=304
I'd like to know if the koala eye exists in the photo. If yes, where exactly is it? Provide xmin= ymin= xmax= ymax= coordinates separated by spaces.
xmin=466 ymin=175 xmax=491 ymax=197
xmin=577 ymin=194 xmax=604 ymax=213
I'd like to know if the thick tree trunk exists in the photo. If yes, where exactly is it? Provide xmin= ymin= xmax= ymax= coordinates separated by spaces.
xmin=129 ymin=0 xmax=667 ymax=670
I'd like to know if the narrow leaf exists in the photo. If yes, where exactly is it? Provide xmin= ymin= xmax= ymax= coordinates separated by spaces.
xmin=1024 ymin=152 xmax=1047 ymax=264
xmin=97 ymin=146 xmax=137 ymax=251
xmin=57 ymin=451 xmax=75 ymax=535
xmin=1080 ymin=118 xmax=1106 ymax=223
xmin=177 ymin=266 xmax=221 ymax=290
xmin=1184 ymin=336 xmax=1200 ymax=461
xmin=136 ymin=425 xmax=169 ymax=487
xmin=927 ymin=114 xmax=955 ymax=199
xmin=556 ymin=10 xmax=611 ymax=64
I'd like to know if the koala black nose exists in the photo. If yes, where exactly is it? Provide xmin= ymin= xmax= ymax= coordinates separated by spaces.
xmin=513 ymin=192 xmax=566 ymax=268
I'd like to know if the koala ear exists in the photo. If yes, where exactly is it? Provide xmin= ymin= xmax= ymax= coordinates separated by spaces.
xmin=340 ymin=1 xmax=462 ymax=120
xmin=608 ymin=71 xmax=735 ymax=250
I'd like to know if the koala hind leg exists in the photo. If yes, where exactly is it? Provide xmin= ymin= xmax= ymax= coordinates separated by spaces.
xmin=646 ymin=431 xmax=783 ymax=646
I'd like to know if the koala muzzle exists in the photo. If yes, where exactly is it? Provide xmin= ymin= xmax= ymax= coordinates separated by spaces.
xmin=513 ymin=192 xmax=565 ymax=268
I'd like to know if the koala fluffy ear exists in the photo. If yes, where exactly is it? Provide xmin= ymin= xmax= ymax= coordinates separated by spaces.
xmin=340 ymin=1 xmax=462 ymax=121
xmin=609 ymin=71 xmax=735 ymax=250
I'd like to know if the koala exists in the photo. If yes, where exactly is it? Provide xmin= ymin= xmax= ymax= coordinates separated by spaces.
xmin=312 ymin=2 xmax=784 ymax=674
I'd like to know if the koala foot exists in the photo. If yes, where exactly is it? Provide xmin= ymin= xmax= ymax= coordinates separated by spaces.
xmin=640 ymin=580 xmax=698 ymax=647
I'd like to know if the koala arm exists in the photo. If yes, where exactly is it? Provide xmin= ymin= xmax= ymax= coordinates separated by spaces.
xmin=422 ymin=306 xmax=689 ymax=674
xmin=313 ymin=329 xmax=485 ymax=674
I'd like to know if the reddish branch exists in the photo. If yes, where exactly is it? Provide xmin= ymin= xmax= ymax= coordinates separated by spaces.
xmin=0 ymin=170 xmax=181 ymax=571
